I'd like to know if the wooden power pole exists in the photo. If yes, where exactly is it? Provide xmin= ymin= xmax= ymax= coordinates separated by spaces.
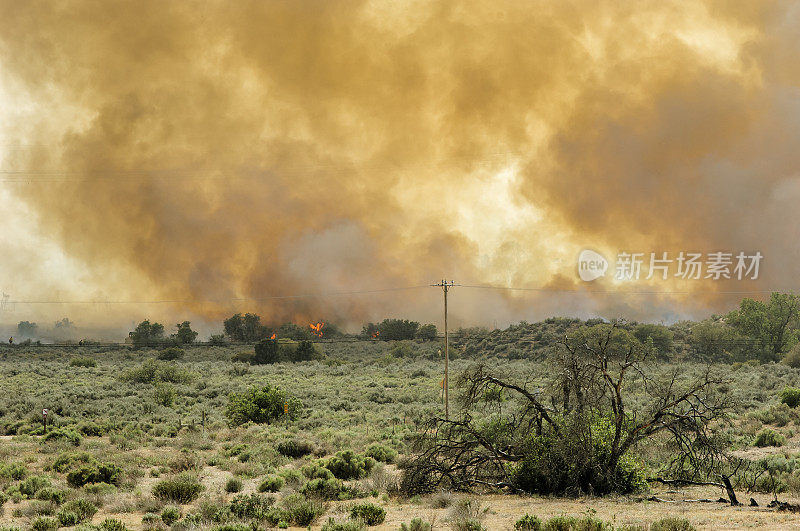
xmin=433 ymin=280 xmax=455 ymax=419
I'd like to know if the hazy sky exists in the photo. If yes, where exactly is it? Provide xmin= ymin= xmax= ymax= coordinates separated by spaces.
xmin=1 ymin=1 xmax=799 ymax=334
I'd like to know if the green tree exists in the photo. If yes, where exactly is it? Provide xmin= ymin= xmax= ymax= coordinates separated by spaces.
xmin=633 ymin=323 xmax=673 ymax=358
xmin=727 ymin=293 xmax=800 ymax=362
xmin=253 ymin=338 xmax=280 ymax=364
xmin=361 ymin=322 xmax=380 ymax=339
xmin=174 ymin=321 xmax=197 ymax=344
xmin=688 ymin=320 xmax=743 ymax=361
xmin=17 ymin=321 xmax=38 ymax=337
xmin=224 ymin=313 xmax=270 ymax=342
xmin=130 ymin=320 xmax=165 ymax=348
xmin=416 ymin=324 xmax=438 ymax=341
xmin=225 ymin=385 xmax=299 ymax=425
xmin=291 ymin=340 xmax=316 ymax=362
xmin=378 ymin=319 xmax=419 ymax=340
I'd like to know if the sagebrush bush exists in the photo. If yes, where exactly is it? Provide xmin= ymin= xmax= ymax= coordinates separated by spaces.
xmin=324 ymin=450 xmax=376 ymax=480
xmin=225 ymin=385 xmax=299 ymax=425
xmin=511 ymin=417 xmax=647 ymax=495
xmin=30 ymin=517 xmax=58 ymax=531
xmin=781 ymin=387 xmax=800 ymax=408
xmin=42 ymin=428 xmax=82 ymax=446
xmin=99 ymin=518 xmax=130 ymax=531
xmin=225 ymin=477 xmax=242 ymax=493
xmin=157 ymin=347 xmax=185 ymax=361
xmin=349 ymin=503 xmax=386 ymax=526
xmin=258 ymin=475 xmax=284 ymax=493
xmin=57 ymin=510 xmax=79 ymax=527
xmin=514 ymin=514 xmax=542 ymax=530
xmin=152 ymin=474 xmax=204 ymax=503
xmin=160 ymin=506 xmax=181 ymax=526
xmin=19 ymin=476 xmax=51 ymax=498
xmin=650 ymin=517 xmax=696 ymax=531
xmin=277 ymin=438 xmax=315 ymax=458
xmin=70 ymin=357 xmax=96 ymax=368
xmin=35 ymin=488 xmax=66 ymax=505
xmin=322 ymin=518 xmax=366 ymax=531
xmin=228 ymin=493 xmax=274 ymax=520
xmin=754 ymin=428 xmax=785 ymax=447
xmin=400 ymin=518 xmax=433 ymax=531
xmin=364 ymin=443 xmax=397 ymax=464
xmin=121 ymin=360 xmax=192 ymax=384
xmin=281 ymin=493 xmax=325 ymax=526
xmin=67 ymin=462 xmax=122 ymax=487
xmin=301 ymin=477 xmax=360 ymax=500
xmin=61 ymin=499 xmax=98 ymax=523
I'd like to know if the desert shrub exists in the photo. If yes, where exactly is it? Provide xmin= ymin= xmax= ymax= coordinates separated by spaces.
xmin=784 ymin=343 xmax=800 ymax=368
xmin=302 ymin=462 xmax=335 ymax=480
xmin=61 ymin=499 xmax=98 ymax=522
xmin=278 ymin=468 xmax=304 ymax=488
xmin=225 ymin=385 xmax=299 ymax=425
xmin=258 ymin=475 xmax=284 ymax=492
xmin=277 ymin=438 xmax=315 ymax=458
xmin=228 ymin=493 xmax=274 ymax=520
xmin=515 ymin=514 xmax=543 ymax=530
xmin=141 ymin=513 xmax=163 ymax=529
xmin=42 ymin=428 xmax=82 ymax=446
xmin=152 ymin=474 xmax=204 ymax=503
xmin=324 ymin=450 xmax=376 ymax=480
xmin=157 ymin=347 xmax=185 ymax=361
xmin=281 ymin=493 xmax=325 ymax=526
xmin=19 ymin=476 xmax=52 ymax=497
xmin=121 ymin=360 xmax=192 ymax=384
xmin=57 ymin=510 xmax=79 ymax=527
xmin=781 ymin=387 xmax=800 ymax=408
xmin=70 ymin=357 xmax=96 ymax=368
xmin=67 ymin=462 xmax=122 ymax=487
xmin=288 ymin=340 xmax=317 ymax=362
xmin=511 ymin=417 xmax=647 ymax=495
xmin=301 ymin=477 xmax=360 ymax=500
xmin=650 ymin=517 xmax=696 ymax=531
xmin=209 ymin=334 xmax=227 ymax=345
xmin=754 ymin=428 xmax=786 ymax=447
xmin=364 ymin=443 xmax=397 ymax=464
xmin=53 ymin=452 xmax=94 ymax=473
xmin=210 ymin=526 xmax=250 ymax=531
xmin=153 ymin=383 xmax=177 ymax=407
xmin=30 ymin=517 xmax=58 ymax=531
xmin=321 ymin=518 xmax=366 ymax=531
xmin=225 ymin=477 xmax=243 ymax=493
xmin=99 ymin=518 xmax=130 ymax=531
xmin=35 ymin=488 xmax=66 ymax=505
xmin=160 ymin=506 xmax=181 ymax=526
xmin=0 ymin=463 xmax=27 ymax=480
xmin=400 ymin=518 xmax=433 ymax=531
xmin=77 ymin=422 xmax=108 ymax=437
xmin=349 ymin=503 xmax=385 ymax=526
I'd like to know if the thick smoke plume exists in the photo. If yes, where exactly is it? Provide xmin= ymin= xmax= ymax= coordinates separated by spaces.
xmin=1 ymin=1 xmax=799 ymax=329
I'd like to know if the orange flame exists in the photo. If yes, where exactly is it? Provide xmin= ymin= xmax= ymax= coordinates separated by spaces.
xmin=270 ymin=333 xmax=276 ymax=340
xmin=371 ymin=331 xmax=379 ymax=339
xmin=309 ymin=322 xmax=324 ymax=338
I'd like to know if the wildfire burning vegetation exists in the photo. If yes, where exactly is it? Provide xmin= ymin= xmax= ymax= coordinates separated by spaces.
xmin=309 ymin=322 xmax=324 ymax=338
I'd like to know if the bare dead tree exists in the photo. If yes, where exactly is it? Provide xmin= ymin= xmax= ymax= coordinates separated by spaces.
xmin=401 ymin=321 xmax=740 ymax=502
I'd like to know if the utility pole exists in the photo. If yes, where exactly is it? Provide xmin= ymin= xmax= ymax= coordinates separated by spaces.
xmin=432 ymin=280 xmax=455 ymax=419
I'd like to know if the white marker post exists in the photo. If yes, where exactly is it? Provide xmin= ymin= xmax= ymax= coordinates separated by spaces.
xmin=42 ymin=409 xmax=48 ymax=433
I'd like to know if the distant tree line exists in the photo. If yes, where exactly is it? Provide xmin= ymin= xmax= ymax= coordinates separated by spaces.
xmin=360 ymin=319 xmax=438 ymax=341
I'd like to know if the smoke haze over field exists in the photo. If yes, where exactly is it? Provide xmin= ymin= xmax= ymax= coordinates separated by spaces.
xmin=1 ymin=1 xmax=800 ymax=332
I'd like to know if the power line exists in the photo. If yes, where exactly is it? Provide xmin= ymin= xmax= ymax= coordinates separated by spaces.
xmin=2 ymin=282 xmax=791 ymax=305
xmin=457 ymin=284 xmax=788 ymax=295
xmin=3 ymin=285 xmax=430 ymax=304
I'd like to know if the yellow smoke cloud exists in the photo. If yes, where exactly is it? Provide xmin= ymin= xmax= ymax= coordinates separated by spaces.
xmin=0 ymin=0 xmax=797 ymax=329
